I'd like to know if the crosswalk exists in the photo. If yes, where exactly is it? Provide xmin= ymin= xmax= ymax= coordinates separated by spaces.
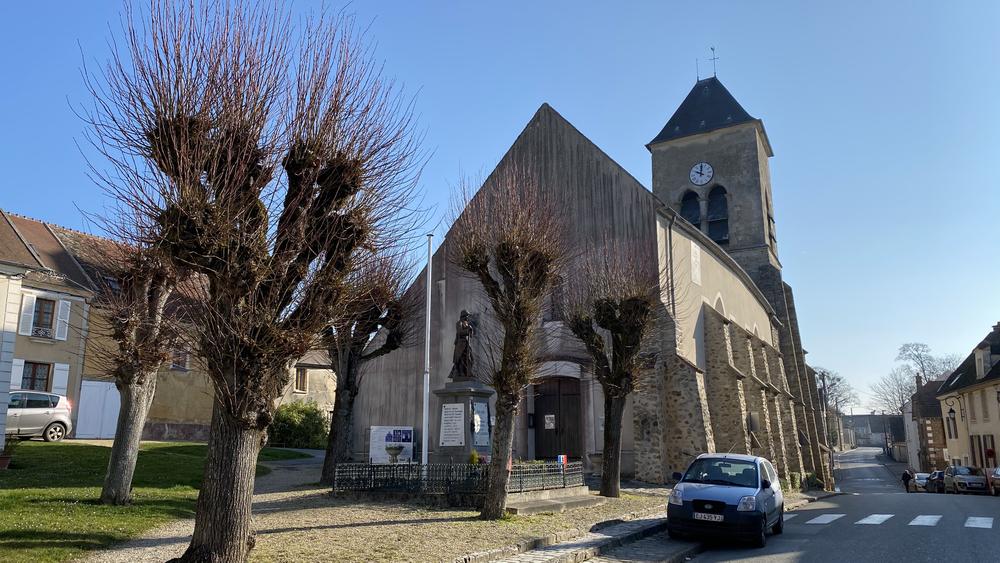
xmin=787 ymin=512 xmax=995 ymax=529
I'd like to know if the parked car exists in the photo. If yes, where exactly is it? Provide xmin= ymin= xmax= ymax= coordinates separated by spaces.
xmin=944 ymin=465 xmax=989 ymax=494
xmin=5 ymin=391 xmax=72 ymax=442
xmin=987 ymin=467 xmax=1000 ymax=496
xmin=667 ymin=453 xmax=784 ymax=548
xmin=925 ymin=470 xmax=945 ymax=493
xmin=912 ymin=472 xmax=930 ymax=492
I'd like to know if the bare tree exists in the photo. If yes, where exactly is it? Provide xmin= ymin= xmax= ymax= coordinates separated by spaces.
xmin=320 ymin=253 xmax=416 ymax=484
xmin=84 ymin=2 xmax=420 ymax=560
xmin=563 ymin=243 xmax=658 ymax=498
xmin=896 ymin=343 xmax=960 ymax=381
xmin=870 ymin=366 xmax=916 ymax=414
xmin=449 ymin=166 xmax=567 ymax=519
xmin=814 ymin=367 xmax=858 ymax=414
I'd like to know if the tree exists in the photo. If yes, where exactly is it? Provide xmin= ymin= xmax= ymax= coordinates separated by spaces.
xmin=896 ymin=343 xmax=960 ymax=381
xmin=450 ymin=166 xmax=567 ymax=519
xmin=84 ymin=241 xmax=177 ymax=505
xmin=85 ymin=3 xmax=420 ymax=560
xmin=320 ymin=254 xmax=416 ymax=484
xmin=563 ymin=243 xmax=658 ymax=498
xmin=870 ymin=366 xmax=916 ymax=414
xmin=814 ymin=367 xmax=858 ymax=414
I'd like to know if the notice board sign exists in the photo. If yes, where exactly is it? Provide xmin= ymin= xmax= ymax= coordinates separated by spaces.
xmin=369 ymin=426 xmax=413 ymax=464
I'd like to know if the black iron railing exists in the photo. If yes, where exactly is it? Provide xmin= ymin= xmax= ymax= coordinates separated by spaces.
xmin=331 ymin=461 xmax=583 ymax=494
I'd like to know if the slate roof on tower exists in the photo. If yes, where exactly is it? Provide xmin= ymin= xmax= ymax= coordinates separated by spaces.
xmin=648 ymin=76 xmax=756 ymax=146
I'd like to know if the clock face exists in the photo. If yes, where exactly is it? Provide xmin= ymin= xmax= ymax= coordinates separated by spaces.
xmin=689 ymin=162 xmax=714 ymax=186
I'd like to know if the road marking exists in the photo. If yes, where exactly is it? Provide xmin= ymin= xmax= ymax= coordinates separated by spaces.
xmin=909 ymin=515 xmax=942 ymax=526
xmin=965 ymin=517 xmax=993 ymax=529
xmin=805 ymin=514 xmax=845 ymax=524
xmin=783 ymin=514 xmax=798 ymax=521
xmin=856 ymin=514 xmax=894 ymax=525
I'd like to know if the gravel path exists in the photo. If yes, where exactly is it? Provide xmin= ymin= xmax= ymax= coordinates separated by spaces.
xmin=80 ymin=457 xmax=667 ymax=563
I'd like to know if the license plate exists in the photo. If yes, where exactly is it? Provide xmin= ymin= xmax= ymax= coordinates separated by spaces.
xmin=693 ymin=512 xmax=724 ymax=522
xmin=969 ymin=483 xmax=983 ymax=488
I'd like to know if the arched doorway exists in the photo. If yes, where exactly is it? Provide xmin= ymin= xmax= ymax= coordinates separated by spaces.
xmin=533 ymin=377 xmax=582 ymax=459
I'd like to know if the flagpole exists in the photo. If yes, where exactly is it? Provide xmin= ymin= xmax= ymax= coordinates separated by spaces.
xmin=422 ymin=233 xmax=433 ymax=468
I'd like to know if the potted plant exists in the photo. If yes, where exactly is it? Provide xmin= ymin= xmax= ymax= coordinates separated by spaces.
xmin=0 ymin=436 xmax=22 ymax=470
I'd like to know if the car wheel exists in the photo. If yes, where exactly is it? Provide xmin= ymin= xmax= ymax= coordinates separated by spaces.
xmin=43 ymin=422 xmax=66 ymax=442
xmin=773 ymin=508 xmax=784 ymax=535
xmin=752 ymin=517 xmax=767 ymax=548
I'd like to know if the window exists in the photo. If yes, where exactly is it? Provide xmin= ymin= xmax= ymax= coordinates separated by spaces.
xmin=970 ymin=393 xmax=977 ymax=422
xmin=706 ymin=186 xmax=729 ymax=243
xmin=983 ymin=391 xmax=990 ymax=422
xmin=682 ymin=457 xmax=759 ymax=488
xmin=294 ymin=367 xmax=308 ymax=393
xmin=25 ymin=393 xmax=52 ymax=409
xmin=32 ymin=298 xmax=55 ymax=338
xmin=680 ymin=191 xmax=701 ymax=227
xmin=23 ymin=362 xmax=51 ymax=392
xmin=8 ymin=393 xmax=24 ymax=409
xmin=170 ymin=349 xmax=189 ymax=371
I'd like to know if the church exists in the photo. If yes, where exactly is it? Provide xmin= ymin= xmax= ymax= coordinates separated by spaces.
xmin=354 ymin=76 xmax=832 ymax=487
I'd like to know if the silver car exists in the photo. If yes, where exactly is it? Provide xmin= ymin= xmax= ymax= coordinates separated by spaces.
xmin=944 ymin=465 xmax=988 ymax=495
xmin=6 ymin=391 xmax=73 ymax=441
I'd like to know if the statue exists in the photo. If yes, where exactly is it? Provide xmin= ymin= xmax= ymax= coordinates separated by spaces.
xmin=449 ymin=310 xmax=475 ymax=380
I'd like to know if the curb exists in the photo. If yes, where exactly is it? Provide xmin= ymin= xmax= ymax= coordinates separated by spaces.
xmin=784 ymin=490 xmax=841 ymax=511
xmin=455 ymin=500 xmax=669 ymax=563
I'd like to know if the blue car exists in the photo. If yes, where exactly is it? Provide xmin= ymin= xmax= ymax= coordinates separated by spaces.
xmin=667 ymin=453 xmax=784 ymax=548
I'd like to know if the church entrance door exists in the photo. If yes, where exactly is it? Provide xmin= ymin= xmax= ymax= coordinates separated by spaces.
xmin=533 ymin=377 xmax=582 ymax=460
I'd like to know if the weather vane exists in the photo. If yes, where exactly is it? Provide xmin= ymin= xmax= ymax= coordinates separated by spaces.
xmin=709 ymin=47 xmax=719 ymax=77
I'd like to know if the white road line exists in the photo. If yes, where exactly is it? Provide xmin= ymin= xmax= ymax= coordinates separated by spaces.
xmin=805 ymin=514 xmax=845 ymax=525
xmin=783 ymin=514 xmax=798 ymax=521
xmin=856 ymin=514 xmax=894 ymax=525
xmin=965 ymin=517 xmax=994 ymax=529
xmin=909 ymin=515 xmax=942 ymax=526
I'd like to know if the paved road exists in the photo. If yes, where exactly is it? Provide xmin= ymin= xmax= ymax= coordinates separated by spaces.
xmin=685 ymin=447 xmax=1000 ymax=562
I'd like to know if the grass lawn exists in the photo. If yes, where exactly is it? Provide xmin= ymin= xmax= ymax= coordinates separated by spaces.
xmin=0 ymin=441 xmax=310 ymax=563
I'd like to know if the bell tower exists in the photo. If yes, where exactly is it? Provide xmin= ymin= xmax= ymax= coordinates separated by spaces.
xmin=648 ymin=76 xmax=780 ymax=275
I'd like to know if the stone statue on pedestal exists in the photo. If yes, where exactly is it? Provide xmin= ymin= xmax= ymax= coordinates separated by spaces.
xmin=449 ymin=310 xmax=475 ymax=381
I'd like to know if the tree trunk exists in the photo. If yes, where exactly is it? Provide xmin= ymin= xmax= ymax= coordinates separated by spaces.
xmin=320 ymin=362 xmax=358 ymax=485
xmin=600 ymin=392 xmax=627 ymax=498
xmin=481 ymin=395 xmax=517 ymax=520
xmin=100 ymin=375 xmax=157 ymax=505
xmin=173 ymin=402 xmax=263 ymax=563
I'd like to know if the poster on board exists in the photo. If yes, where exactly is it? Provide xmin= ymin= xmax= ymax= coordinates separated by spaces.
xmin=369 ymin=426 xmax=414 ymax=464
xmin=472 ymin=402 xmax=490 ymax=447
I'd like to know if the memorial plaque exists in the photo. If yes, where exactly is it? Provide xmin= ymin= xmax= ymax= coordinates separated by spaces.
xmin=544 ymin=414 xmax=556 ymax=430
xmin=473 ymin=402 xmax=490 ymax=447
xmin=439 ymin=403 xmax=465 ymax=446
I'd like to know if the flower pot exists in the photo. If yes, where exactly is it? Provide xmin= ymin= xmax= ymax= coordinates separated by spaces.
xmin=0 ymin=455 xmax=11 ymax=470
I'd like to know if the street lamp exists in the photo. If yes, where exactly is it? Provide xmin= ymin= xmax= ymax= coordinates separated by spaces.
xmin=948 ymin=407 xmax=956 ymax=421
xmin=944 ymin=396 xmax=966 ymax=420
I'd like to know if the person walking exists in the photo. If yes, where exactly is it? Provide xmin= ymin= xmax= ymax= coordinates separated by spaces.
xmin=902 ymin=469 xmax=913 ymax=493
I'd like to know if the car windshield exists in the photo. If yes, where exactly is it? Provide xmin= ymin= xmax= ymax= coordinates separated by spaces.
xmin=957 ymin=467 xmax=984 ymax=476
xmin=682 ymin=458 xmax=758 ymax=487
xmin=915 ymin=473 xmax=929 ymax=479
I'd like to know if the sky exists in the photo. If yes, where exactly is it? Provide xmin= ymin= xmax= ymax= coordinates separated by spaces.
xmin=2 ymin=1 xmax=998 ymax=408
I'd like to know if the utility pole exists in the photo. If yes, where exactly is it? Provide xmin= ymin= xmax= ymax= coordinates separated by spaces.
xmin=819 ymin=371 xmax=835 ymax=478
xmin=421 ymin=233 xmax=433 ymax=470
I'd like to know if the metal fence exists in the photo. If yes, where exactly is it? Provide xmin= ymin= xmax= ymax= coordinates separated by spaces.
xmin=332 ymin=461 xmax=583 ymax=495
xmin=508 ymin=461 xmax=583 ymax=492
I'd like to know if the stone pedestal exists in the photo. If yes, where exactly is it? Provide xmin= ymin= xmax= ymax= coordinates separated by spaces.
xmin=432 ymin=379 xmax=495 ymax=464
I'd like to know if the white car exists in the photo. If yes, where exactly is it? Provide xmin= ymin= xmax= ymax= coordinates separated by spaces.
xmin=913 ymin=472 xmax=930 ymax=491
xmin=6 ymin=391 xmax=73 ymax=441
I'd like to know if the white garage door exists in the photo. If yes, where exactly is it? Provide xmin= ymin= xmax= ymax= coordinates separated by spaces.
xmin=76 ymin=380 xmax=120 ymax=439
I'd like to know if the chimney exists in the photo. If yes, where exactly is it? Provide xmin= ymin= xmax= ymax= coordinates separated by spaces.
xmin=915 ymin=374 xmax=924 ymax=389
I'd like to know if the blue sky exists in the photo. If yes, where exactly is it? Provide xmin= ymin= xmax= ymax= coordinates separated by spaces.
xmin=2 ymin=1 xmax=998 ymax=406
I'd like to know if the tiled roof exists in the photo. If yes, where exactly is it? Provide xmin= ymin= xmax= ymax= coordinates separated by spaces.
xmin=936 ymin=324 xmax=1000 ymax=396
xmin=649 ymin=76 xmax=756 ymax=146
xmin=912 ymin=380 xmax=943 ymax=418
xmin=0 ymin=211 xmax=42 ymax=269
xmin=2 ymin=211 xmax=92 ymax=289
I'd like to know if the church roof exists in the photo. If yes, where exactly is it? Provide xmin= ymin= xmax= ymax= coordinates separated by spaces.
xmin=648 ymin=76 xmax=756 ymax=146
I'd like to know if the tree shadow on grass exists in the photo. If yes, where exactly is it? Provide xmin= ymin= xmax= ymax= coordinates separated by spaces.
xmin=256 ymin=514 xmax=481 ymax=536
xmin=0 ymin=529 xmax=123 ymax=551
xmin=34 ymin=497 xmax=197 ymax=520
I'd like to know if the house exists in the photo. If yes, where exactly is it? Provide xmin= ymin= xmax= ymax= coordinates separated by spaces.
xmin=910 ymin=377 xmax=947 ymax=471
xmin=0 ymin=210 xmax=337 ymax=443
xmin=935 ymin=323 xmax=1000 ymax=468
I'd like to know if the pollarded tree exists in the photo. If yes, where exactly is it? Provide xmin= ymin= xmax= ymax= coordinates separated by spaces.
xmin=564 ymin=243 xmax=658 ymax=498
xmin=84 ymin=3 xmax=421 ymax=560
xmin=450 ymin=167 xmax=567 ymax=520
xmin=320 ymin=253 xmax=416 ymax=484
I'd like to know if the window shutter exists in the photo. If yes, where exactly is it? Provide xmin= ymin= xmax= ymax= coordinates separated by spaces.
xmin=9 ymin=359 xmax=24 ymax=391
xmin=55 ymin=300 xmax=71 ymax=341
xmin=17 ymin=294 xmax=35 ymax=336
xmin=52 ymin=363 xmax=70 ymax=395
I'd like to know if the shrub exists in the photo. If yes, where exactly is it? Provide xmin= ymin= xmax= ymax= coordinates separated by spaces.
xmin=269 ymin=401 xmax=329 ymax=449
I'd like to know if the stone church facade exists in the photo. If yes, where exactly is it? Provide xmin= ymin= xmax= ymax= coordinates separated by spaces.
xmin=354 ymin=77 xmax=832 ymax=487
